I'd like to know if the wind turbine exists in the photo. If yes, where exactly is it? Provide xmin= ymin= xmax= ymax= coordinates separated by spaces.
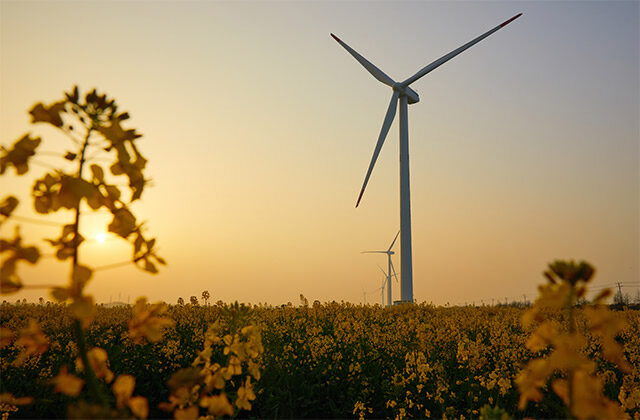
xmin=332 ymin=13 xmax=522 ymax=303
xmin=376 ymin=264 xmax=399 ymax=306
xmin=362 ymin=231 xmax=400 ymax=306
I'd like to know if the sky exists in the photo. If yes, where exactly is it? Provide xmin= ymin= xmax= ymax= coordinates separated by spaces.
xmin=1 ymin=0 xmax=638 ymax=306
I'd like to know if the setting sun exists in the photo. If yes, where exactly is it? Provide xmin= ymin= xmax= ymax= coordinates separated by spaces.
xmin=95 ymin=233 xmax=107 ymax=244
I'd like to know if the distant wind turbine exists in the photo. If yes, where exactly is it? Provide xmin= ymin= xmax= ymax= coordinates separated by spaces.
xmin=376 ymin=267 xmax=386 ymax=305
xmin=376 ymin=264 xmax=399 ymax=306
xmin=362 ymin=230 xmax=400 ymax=306
xmin=332 ymin=13 xmax=522 ymax=304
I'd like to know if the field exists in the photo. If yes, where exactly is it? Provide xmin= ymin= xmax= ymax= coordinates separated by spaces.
xmin=1 ymin=301 xmax=639 ymax=419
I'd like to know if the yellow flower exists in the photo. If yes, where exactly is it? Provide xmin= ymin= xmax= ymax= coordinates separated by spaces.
xmin=128 ymin=297 xmax=175 ymax=344
xmin=619 ymin=386 xmax=640 ymax=410
xmin=571 ymin=370 xmax=626 ymax=420
xmin=76 ymin=347 xmax=114 ymax=383
xmin=584 ymin=306 xmax=632 ymax=373
xmin=127 ymin=396 xmax=149 ymax=419
xmin=515 ymin=359 xmax=549 ymax=409
xmin=51 ymin=366 xmax=84 ymax=397
xmin=201 ymin=393 xmax=234 ymax=417
xmin=0 ymin=393 xmax=33 ymax=406
xmin=68 ymin=294 xmax=96 ymax=327
xmin=525 ymin=321 xmax=557 ymax=352
xmin=0 ymin=327 xmax=14 ymax=349
xmin=174 ymin=405 xmax=198 ymax=420
xmin=112 ymin=374 xmax=135 ymax=408
xmin=536 ymin=283 xmax=572 ymax=309
xmin=552 ymin=379 xmax=569 ymax=405
xmin=228 ymin=356 xmax=242 ymax=376
xmin=12 ymin=319 xmax=49 ymax=366
xmin=235 ymin=376 xmax=256 ymax=411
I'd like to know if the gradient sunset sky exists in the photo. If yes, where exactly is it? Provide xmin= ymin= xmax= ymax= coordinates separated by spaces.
xmin=1 ymin=0 xmax=638 ymax=306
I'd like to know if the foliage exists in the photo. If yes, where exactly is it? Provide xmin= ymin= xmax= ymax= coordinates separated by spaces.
xmin=516 ymin=260 xmax=633 ymax=419
xmin=0 ymin=87 xmax=170 ymax=418
xmin=1 ymin=86 xmax=164 ymax=296
xmin=1 ymin=300 xmax=638 ymax=419
xmin=159 ymin=303 xmax=264 ymax=419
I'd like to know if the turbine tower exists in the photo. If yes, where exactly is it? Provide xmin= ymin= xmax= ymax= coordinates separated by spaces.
xmin=376 ymin=264 xmax=399 ymax=306
xmin=332 ymin=13 xmax=522 ymax=303
xmin=362 ymin=231 xmax=400 ymax=306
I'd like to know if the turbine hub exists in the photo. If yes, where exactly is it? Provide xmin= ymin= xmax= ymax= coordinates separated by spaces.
xmin=392 ymin=83 xmax=420 ymax=104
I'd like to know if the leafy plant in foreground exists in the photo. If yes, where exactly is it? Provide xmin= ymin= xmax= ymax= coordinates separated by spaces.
xmin=0 ymin=86 xmax=170 ymax=417
xmin=516 ymin=260 xmax=631 ymax=419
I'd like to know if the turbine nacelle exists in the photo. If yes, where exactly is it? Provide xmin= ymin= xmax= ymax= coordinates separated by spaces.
xmin=393 ymin=83 xmax=420 ymax=104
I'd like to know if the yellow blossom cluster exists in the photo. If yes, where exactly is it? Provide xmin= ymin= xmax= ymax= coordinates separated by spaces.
xmin=160 ymin=313 xmax=264 ymax=419
xmin=516 ymin=260 xmax=632 ymax=419
xmin=1 ymin=294 xmax=638 ymax=419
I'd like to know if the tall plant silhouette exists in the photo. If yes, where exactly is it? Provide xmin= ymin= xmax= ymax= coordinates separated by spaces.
xmin=1 ymin=86 xmax=166 ymax=412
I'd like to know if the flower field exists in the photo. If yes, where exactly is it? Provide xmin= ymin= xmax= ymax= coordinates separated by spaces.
xmin=1 ymin=301 xmax=638 ymax=419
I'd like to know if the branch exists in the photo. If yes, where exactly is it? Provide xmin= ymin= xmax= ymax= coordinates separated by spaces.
xmin=9 ymin=215 xmax=66 ymax=227
xmin=93 ymin=261 xmax=133 ymax=271
xmin=30 ymin=159 xmax=60 ymax=171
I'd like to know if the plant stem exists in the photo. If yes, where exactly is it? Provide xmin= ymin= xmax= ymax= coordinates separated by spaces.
xmin=74 ymin=319 xmax=108 ymax=406
xmin=567 ymin=290 xmax=576 ymax=418
xmin=71 ymin=125 xmax=108 ymax=405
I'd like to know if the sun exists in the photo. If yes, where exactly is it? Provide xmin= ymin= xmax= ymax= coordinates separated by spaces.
xmin=96 ymin=233 xmax=107 ymax=243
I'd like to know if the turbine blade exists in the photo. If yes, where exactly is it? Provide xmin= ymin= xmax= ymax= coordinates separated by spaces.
xmin=377 ymin=264 xmax=387 ymax=277
xmin=356 ymin=91 xmax=399 ymax=207
xmin=401 ymin=13 xmax=522 ymax=87
xmin=387 ymin=230 xmax=400 ymax=252
xmin=331 ymin=33 xmax=395 ymax=87
xmin=389 ymin=258 xmax=399 ymax=283
xmin=362 ymin=251 xmax=387 ymax=254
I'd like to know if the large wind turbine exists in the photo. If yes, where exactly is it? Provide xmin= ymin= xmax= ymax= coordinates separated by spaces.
xmin=362 ymin=231 xmax=400 ymax=306
xmin=332 ymin=13 xmax=522 ymax=303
